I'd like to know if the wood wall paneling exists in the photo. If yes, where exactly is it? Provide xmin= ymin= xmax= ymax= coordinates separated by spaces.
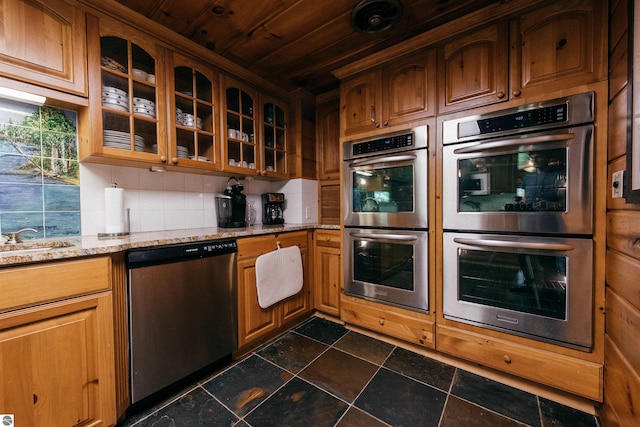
xmin=603 ymin=1 xmax=640 ymax=423
xmin=608 ymin=86 xmax=629 ymax=160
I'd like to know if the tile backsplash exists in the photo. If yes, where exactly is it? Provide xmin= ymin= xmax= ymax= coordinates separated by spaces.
xmin=81 ymin=164 xmax=318 ymax=235
xmin=0 ymin=100 xmax=80 ymax=239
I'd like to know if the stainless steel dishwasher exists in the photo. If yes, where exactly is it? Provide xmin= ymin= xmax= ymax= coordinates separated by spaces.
xmin=126 ymin=239 xmax=238 ymax=404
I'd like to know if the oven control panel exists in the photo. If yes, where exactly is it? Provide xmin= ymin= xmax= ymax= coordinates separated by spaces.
xmin=351 ymin=132 xmax=413 ymax=156
xmin=460 ymin=103 xmax=569 ymax=138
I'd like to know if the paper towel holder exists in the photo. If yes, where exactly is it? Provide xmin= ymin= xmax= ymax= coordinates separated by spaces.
xmin=98 ymin=206 xmax=131 ymax=239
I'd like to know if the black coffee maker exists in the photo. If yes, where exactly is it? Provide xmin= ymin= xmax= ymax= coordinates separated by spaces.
xmin=216 ymin=177 xmax=246 ymax=228
xmin=261 ymin=192 xmax=285 ymax=225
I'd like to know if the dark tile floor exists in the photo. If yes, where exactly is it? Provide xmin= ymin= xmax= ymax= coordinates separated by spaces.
xmin=118 ymin=316 xmax=600 ymax=427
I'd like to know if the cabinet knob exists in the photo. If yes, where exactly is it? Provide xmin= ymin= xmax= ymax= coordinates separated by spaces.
xmin=497 ymin=91 xmax=506 ymax=99
xmin=512 ymin=90 xmax=521 ymax=97
xmin=171 ymin=157 xmax=178 ymax=164
xmin=503 ymin=355 xmax=512 ymax=364
xmin=375 ymin=122 xmax=381 ymax=128
xmin=378 ymin=318 xmax=385 ymax=326
xmin=160 ymin=155 xmax=167 ymax=162
xmin=383 ymin=121 xmax=389 ymax=127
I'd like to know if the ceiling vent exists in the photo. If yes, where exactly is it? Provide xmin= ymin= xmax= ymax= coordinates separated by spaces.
xmin=351 ymin=0 xmax=403 ymax=34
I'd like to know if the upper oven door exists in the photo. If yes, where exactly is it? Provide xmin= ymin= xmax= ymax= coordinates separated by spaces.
xmin=442 ymin=125 xmax=593 ymax=235
xmin=343 ymin=149 xmax=428 ymax=229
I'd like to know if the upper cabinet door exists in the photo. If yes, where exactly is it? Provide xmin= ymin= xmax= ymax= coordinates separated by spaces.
xmin=316 ymin=99 xmax=340 ymax=180
xmin=167 ymin=52 xmax=219 ymax=169
xmin=222 ymin=76 xmax=259 ymax=174
xmin=384 ymin=48 xmax=436 ymax=128
xmin=438 ymin=22 xmax=509 ymax=114
xmin=340 ymin=69 xmax=382 ymax=136
xmin=262 ymin=98 xmax=289 ymax=178
xmin=510 ymin=0 xmax=607 ymax=97
xmin=83 ymin=15 xmax=167 ymax=164
xmin=0 ymin=0 xmax=87 ymax=96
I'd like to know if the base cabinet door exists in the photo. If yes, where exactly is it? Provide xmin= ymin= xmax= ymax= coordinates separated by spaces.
xmin=0 ymin=293 xmax=116 ymax=426
xmin=237 ymin=231 xmax=311 ymax=349
xmin=314 ymin=246 xmax=341 ymax=317
xmin=281 ymin=248 xmax=311 ymax=323
xmin=237 ymin=257 xmax=280 ymax=347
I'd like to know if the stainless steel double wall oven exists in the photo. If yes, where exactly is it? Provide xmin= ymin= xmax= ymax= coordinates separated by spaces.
xmin=441 ymin=92 xmax=595 ymax=350
xmin=342 ymin=126 xmax=429 ymax=313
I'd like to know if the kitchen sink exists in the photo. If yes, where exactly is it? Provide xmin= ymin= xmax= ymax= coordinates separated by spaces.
xmin=0 ymin=240 xmax=75 ymax=253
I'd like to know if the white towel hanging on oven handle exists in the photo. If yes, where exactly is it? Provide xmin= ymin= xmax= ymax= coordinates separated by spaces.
xmin=255 ymin=243 xmax=303 ymax=309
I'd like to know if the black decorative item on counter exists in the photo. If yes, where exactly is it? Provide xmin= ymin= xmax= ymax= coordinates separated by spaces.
xmin=216 ymin=177 xmax=247 ymax=228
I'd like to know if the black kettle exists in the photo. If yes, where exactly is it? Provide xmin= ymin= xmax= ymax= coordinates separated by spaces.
xmin=216 ymin=177 xmax=247 ymax=228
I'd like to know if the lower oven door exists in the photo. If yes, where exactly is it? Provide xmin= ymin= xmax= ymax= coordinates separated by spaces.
xmin=344 ymin=228 xmax=429 ymax=313
xmin=443 ymin=232 xmax=593 ymax=350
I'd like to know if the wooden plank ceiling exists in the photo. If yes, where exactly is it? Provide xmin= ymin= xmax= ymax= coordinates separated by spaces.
xmin=116 ymin=0 xmax=498 ymax=95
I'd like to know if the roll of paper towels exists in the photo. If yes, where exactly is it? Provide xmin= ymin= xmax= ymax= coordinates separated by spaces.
xmin=104 ymin=186 xmax=125 ymax=233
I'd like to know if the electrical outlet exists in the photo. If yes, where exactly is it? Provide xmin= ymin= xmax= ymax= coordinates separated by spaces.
xmin=305 ymin=207 xmax=311 ymax=219
xmin=612 ymin=170 xmax=625 ymax=198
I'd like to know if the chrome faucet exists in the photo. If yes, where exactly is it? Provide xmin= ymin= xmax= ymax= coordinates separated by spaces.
xmin=2 ymin=228 xmax=38 ymax=244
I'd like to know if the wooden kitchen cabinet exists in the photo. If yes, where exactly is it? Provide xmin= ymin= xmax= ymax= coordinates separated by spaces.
xmin=437 ymin=22 xmax=509 ymax=113
xmin=438 ymin=0 xmax=606 ymax=114
xmin=437 ymin=325 xmax=603 ymax=401
xmin=0 ymin=257 xmax=116 ymax=426
xmin=341 ymin=49 xmax=436 ymax=136
xmin=82 ymin=14 xmax=168 ymax=165
xmin=316 ymin=97 xmax=340 ymax=181
xmin=316 ymin=94 xmax=341 ymax=225
xmin=166 ymin=51 xmax=220 ymax=169
xmin=509 ymin=0 xmax=607 ymax=98
xmin=341 ymin=294 xmax=435 ymax=349
xmin=222 ymin=76 xmax=259 ymax=175
xmin=236 ymin=231 xmax=311 ymax=349
xmin=313 ymin=230 xmax=341 ymax=316
xmin=261 ymin=96 xmax=289 ymax=178
xmin=0 ymin=0 xmax=87 ymax=96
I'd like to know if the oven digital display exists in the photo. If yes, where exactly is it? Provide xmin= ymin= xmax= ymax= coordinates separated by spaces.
xmin=459 ymin=103 xmax=569 ymax=138
xmin=352 ymin=132 xmax=413 ymax=156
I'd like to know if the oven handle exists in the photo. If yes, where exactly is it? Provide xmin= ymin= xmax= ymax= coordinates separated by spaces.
xmin=452 ymin=133 xmax=574 ymax=154
xmin=348 ymin=154 xmax=417 ymax=167
xmin=453 ymin=237 xmax=574 ymax=251
xmin=350 ymin=232 xmax=418 ymax=242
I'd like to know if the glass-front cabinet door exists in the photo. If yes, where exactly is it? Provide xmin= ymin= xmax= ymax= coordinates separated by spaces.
xmin=222 ymin=77 xmax=257 ymax=174
xmin=84 ymin=15 xmax=166 ymax=164
xmin=167 ymin=53 xmax=218 ymax=169
xmin=262 ymin=99 xmax=288 ymax=177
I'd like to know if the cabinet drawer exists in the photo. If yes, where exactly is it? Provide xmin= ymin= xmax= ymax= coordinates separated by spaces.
xmin=237 ymin=231 xmax=308 ymax=259
xmin=436 ymin=325 xmax=603 ymax=401
xmin=0 ymin=257 xmax=111 ymax=312
xmin=341 ymin=296 xmax=434 ymax=348
xmin=315 ymin=230 xmax=341 ymax=248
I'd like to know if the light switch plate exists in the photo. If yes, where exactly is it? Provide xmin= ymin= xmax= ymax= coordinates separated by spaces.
xmin=612 ymin=170 xmax=625 ymax=198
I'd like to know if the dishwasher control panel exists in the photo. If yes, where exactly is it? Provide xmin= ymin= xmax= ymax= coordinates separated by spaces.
xmin=127 ymin=239 xmax=238 ymax=268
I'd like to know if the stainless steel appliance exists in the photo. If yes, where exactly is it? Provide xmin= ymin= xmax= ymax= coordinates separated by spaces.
xmin=342 ymin=126 xmax=429 ymax=313
xmin=261 ymin=192 xmax=285 ymax=225
xmin=441 ymin=92 xmax=595 ymax=350
xmin=126 ymin=239 xmax=238 ymax=404
xmin=344 ymin=228 xmax=429 ymax=312
xmin=343 ymin=126 xmax=428 ymax=229
xmin=443 ymin=232 xmax=593 ymax=350
xmin=216 ymin=177 xmax=247 ymax=228
xmin=442 ymin=92 xmax=594 ymax=235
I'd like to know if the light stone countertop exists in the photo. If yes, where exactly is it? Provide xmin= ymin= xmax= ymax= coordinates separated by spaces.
xmin=0 ymin=224 xmax=340 ymax=267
